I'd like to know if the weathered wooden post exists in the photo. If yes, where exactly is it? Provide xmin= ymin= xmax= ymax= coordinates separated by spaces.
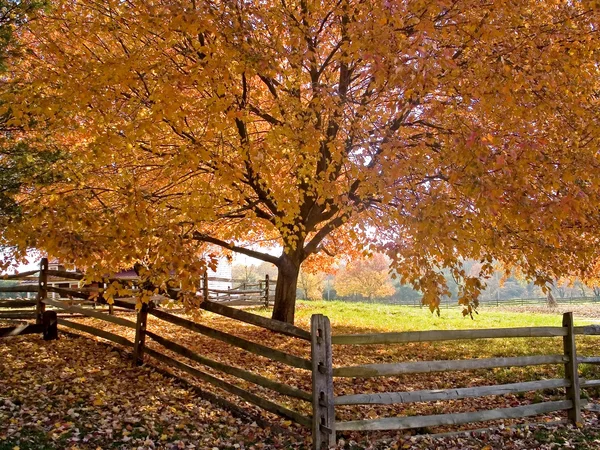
xmin=133 ymin=303 xmax=149 ymax=365
xmin=202 ymin=272 xmax=209 ymax=302
xmin=264 ymin=274 xmax=270 ymax=308
xmin=562 ymin=312 xmax=581 ymax=424
xmin=311 ymin=314 xmax=335 ymax=449
xmin=108 ymin=284 xmax=114 ymax=315
xmin=42 ymin=310 xmax=58 ymax=341
xmin=36 ymin=258 xmax=48 ymax=325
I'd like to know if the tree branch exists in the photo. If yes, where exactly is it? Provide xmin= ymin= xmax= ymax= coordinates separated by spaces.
xmin=302 ymin=214 xmax=348 ymax=259
xmin=192 ymin=232 xmax=280 ymax=265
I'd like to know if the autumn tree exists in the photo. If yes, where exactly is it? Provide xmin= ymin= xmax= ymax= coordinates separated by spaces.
xmin=298 ymin=270 xmax=325 ymax=300
xmin=231 ymin=263 xmax=260 ymax=284
xmin=1 ymin=0 xmax=599 ymax=323
xmin=335 ymin=254 xmax=395 ymax=301
xmin=0 ymin=0 xmax=55 ymax=223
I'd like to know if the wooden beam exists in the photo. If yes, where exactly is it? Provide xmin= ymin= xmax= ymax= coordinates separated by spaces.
xmin=333 ymin=355 xmax=567 ymax=378
xmin=0 ymin=312 xmax=38 ymax=319
xmin=149 ymin=308 xmax=311 ymax=370
xmin=264 ymin=274 xmax=270 ymax=308
xmin=0 ymin=285 xmax=39 ymax=293
xmin=563 ymin=312 xmax=582 ymax=424
xmin=574 ymin=325 xmax=600 ymax=335
xmin=0 ymin=300 xmax=36 ymax=308
xmin=45 ymin=269 xmax=85 ymax=280
xmin=133 ymin=303 xmax=149 ymax=365
xmin=335 ymin=400 xmax=573 ymax=431
xmin=144 ymin=347 xmax=312 ymax=428
xmin=0 ymin=270 xmax=39 ymax=280
xmin=578 ymin=357 xmax=600 ymax=365
xmin=209 ymin=300 xmax=266 ymax=306
xmin=199 ymin=300 xmax=310 ymax=340
xmin=581 ymin=379 xmax=600 ymax=388
xmin=208 ymin=288 xmax=263 ymax=295
xmin=42 ymin=310 xmax=58 ymax=340
xmin=112 ymin=298 xmax=137 ymax=310
xmin=36 ymin=258 xmax=48 ymax=325
xmin=43 ymin=298 xmax=137 ymax=328
xmin=311 ymin=314 xmax=336 ymax=450
xmin=145 ymin=330 xmax=311 ymax=401
xmin=331 ymin=327 xmax=568 ymax=346
xmin=0 ymin=324 xmax=44 ymax=338
xmin=335 ymin=379 xmax=570 ymax=405
xmin=57 ymin=319 xmax=134 ymax=347
xmin=46 ymin=286 xmax=91 ymax=300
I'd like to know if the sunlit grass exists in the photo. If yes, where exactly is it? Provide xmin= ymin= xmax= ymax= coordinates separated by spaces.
xmin=251 ymin=300 xmax=594 ymax=334
xmin=250 ymin=300 xmax=600 ymax=377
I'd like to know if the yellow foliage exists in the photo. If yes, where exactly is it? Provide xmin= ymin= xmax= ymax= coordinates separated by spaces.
xmin=0 ymin=0 xmax=599 ymax=318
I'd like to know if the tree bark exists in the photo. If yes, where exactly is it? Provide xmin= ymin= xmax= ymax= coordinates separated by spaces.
xmin=272 ymin=252 xmax=301 ymax=324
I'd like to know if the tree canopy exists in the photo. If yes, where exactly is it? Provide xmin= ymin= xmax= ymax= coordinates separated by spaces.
xmin=1 ymin=0 xmax=599 ymax=323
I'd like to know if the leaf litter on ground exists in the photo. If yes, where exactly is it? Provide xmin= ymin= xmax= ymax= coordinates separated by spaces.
xmin=2 ymin=302 xmax=600 ymax=449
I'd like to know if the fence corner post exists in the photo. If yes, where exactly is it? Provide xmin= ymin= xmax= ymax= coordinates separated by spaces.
xmin=36 ymin=258 xmax=48 ymax=325
xmin=133 ymin=302 xmax=149 ymax=365
xmin=42 ymin=310 xmax=58 ymax=341
xmin=562 ymin=312 xmax=582 ymax=424
xmin=311 ymin=314 xmax=336 ymax=449
xmin=264 ymin=274 xmax=270 ymax=308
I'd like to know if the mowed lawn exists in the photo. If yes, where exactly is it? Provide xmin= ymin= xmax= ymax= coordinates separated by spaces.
xmin=266 ymin=300 xmax=595 ymax=333
xmin=251 ymin=300 xmax=600 ymax=362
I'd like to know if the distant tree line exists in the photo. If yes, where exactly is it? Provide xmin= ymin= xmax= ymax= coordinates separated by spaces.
xmin=232 ymin=255 xmax=600 ymax=304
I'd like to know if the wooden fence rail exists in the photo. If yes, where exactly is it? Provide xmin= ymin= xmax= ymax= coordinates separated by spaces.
xmin=6 ymin=263 xmax=314 ymax=437
xmin=145 ymin=329 xmax=312 ymax=401
xmin=144 ymin=347 xmax=313 ymax=428
xmin=149 ymin=308 xmax=312 ymax=370
xmin=0 ymin=285 xmax=39 ymax=293
xmin=2 ymin=261 xmax=600 ymax=450
xmin=0 ymin=269 xmax=39 ymax=280
xmin=331 ymin=326 xmax=569 ymax=345
xmin=336 ymin=401 xmax=575 ymax=432
xmin=326 ymin=311 xmax=599 ymax=443
xmin=334 ymin=378 xmax=571 ymax=406
xmin=199 ymin=299 xmax=310 ymax=340
xmin=333 ymin=355 xmax=567 ymax=378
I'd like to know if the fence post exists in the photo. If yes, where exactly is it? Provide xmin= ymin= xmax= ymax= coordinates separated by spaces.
xmin=311 ymin=314 xmax=335 ymax=450
xmin=42 ymin=310 xmax=58 ymax=341
xmin=133 ymin=303 xmax=149 ymax=365
xmin=203 ymin=272 xmax=209 ymax=302
xmin=562 ymin=312 xmax=582 ymax=424
xmin=36 ymin=258 xmax=48 ymax=325
xmin=107 ymin=282 xmax=114 ymax=315
xmin=264 ymin=274 xmax=270 ymax=307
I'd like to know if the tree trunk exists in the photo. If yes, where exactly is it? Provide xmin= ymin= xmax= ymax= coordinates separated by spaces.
xmin=547 ymin=291 xmax=558 ymax=308
xmin=272 ymin=252 xmax=301 ymax=324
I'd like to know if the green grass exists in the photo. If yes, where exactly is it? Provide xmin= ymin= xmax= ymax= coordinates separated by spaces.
xmin=251 ymin=301 xmax=600 ymax=379
xmin=253 ymin=300 xmax=593 ymax=334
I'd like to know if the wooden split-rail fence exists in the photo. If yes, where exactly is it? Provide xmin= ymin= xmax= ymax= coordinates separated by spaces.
xmin=0 ymin=265 xmax=274 ymax=319
xmin=203 ymin=273 xmax=274 ymax=306
xmin=2 ymin=259 xmax=600 ymax=450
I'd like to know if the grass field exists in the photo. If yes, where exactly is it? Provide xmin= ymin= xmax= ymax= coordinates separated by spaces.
xmin=248 ymin=299 xmax=600 ymax=381
xmin=255 ymin=300 xmax=596 ymax=333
